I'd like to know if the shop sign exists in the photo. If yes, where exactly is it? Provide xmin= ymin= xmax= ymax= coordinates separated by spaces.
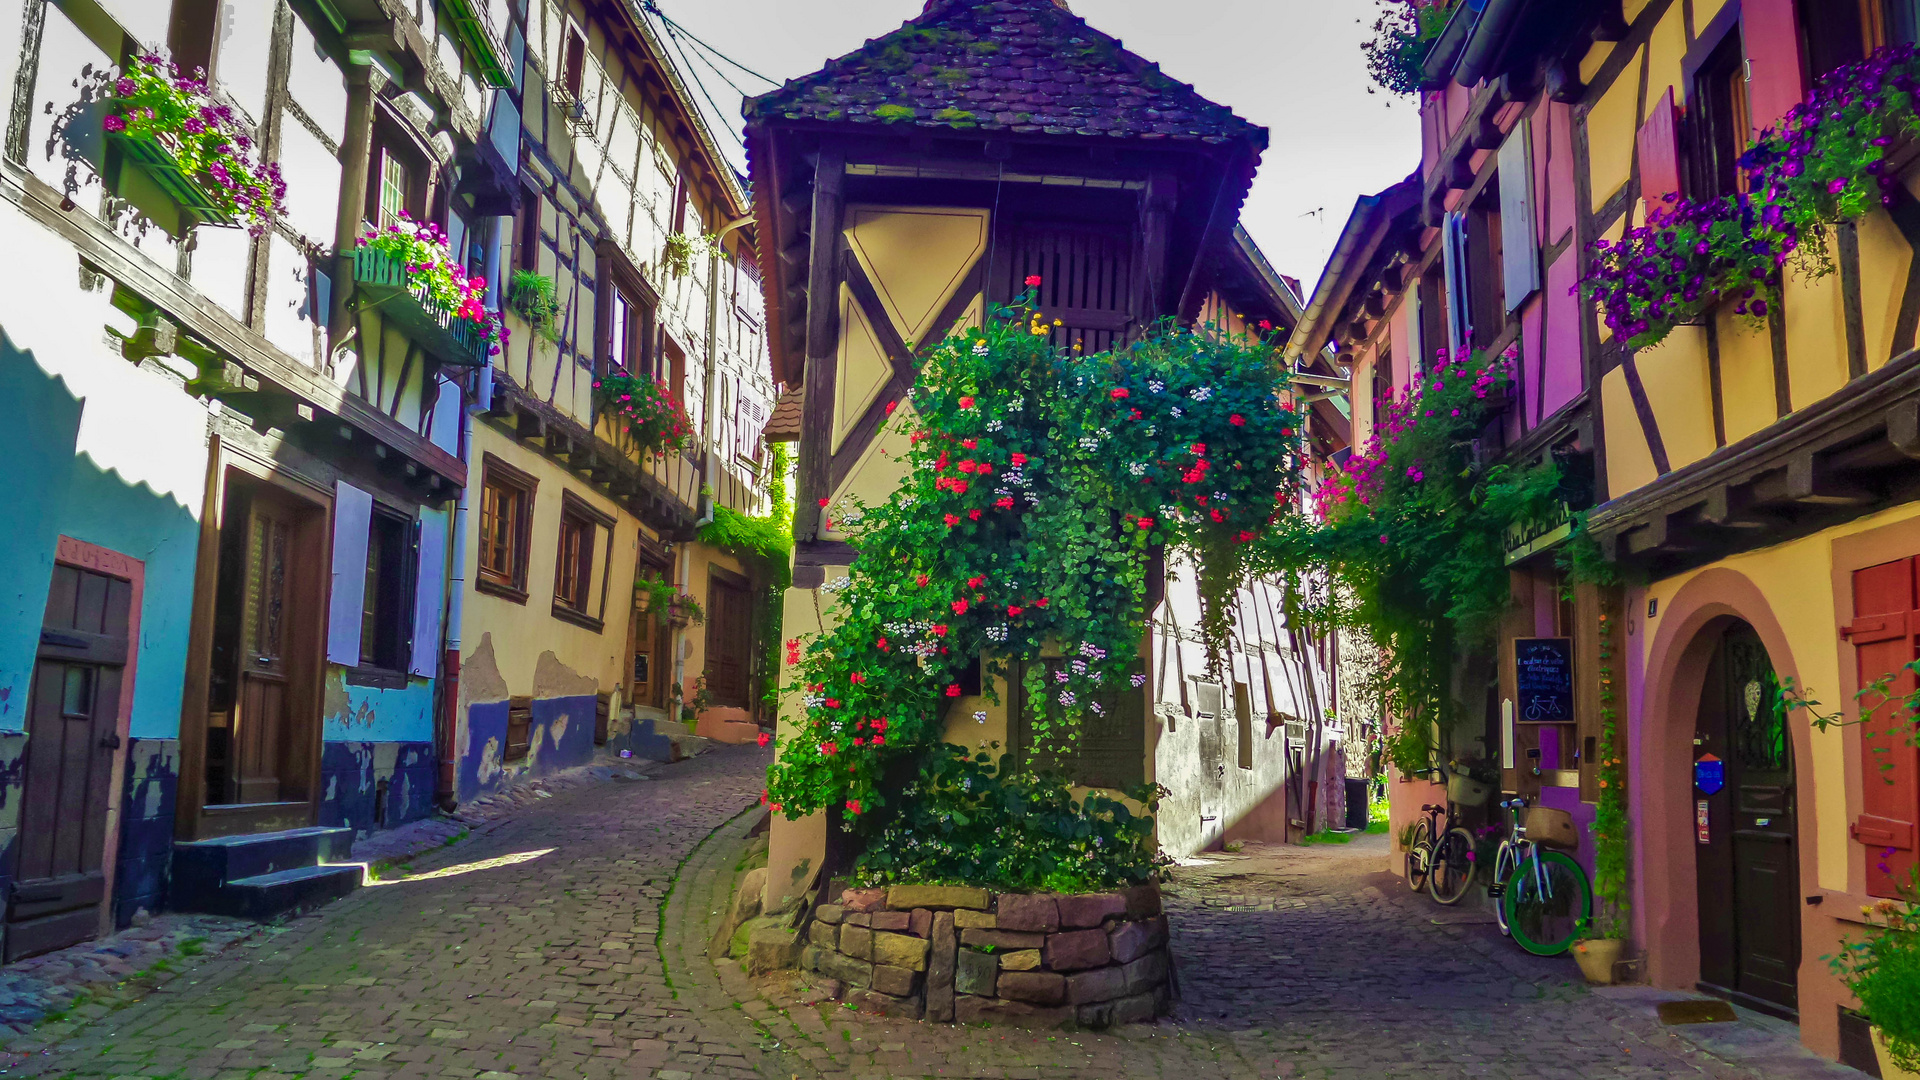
xmin=1514 ymin=637 xmax=1574 ymax=723
xmin=1693 ymin=754 xmax=1725 ymax=796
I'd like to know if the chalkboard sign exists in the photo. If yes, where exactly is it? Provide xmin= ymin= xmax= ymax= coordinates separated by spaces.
xmin=1514 ymin=637 xmax=1574 ymax=724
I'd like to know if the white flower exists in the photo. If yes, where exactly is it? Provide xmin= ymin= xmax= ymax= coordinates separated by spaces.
xmin=972 ymin=343 xmax=989 ymax=356
xmin=1130 ymin=673 xmax=1147 ymax=687
xmin=1144 ymin=426 xmax=1157 ymax=436
xmin=986 ymin=419 xmax=1003 ymax=432
xmin=1078 ymin=437 xmax=1099 ymax=451
xmin=1055 ymin=669 xmax=1070 ymax=683
xmin=987 ymin=625 xmax=1008 ymax=642
xmin=1090 ymin=701 xmax=1105 ymax=715
xmin=973 ymin=710 xmax=987 ymax=723
xmin=1129 ymin=462 xmax=1146 ymax=476
xmin=1170 ymin=407 xmax=1183 ymax=418
xmin=1148 ymin=379 xmax=1165 ymax=394
xmin=1058 ymin=691 xmax=1076 ymax=706
xmin=1008 ymin=398 xmax=1025 ymax=412
xmin=1191 ymin=386 xmax=1213 ymax=401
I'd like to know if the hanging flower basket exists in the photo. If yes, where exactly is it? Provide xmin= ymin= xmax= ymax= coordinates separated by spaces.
xmin=97 ymin=54 xmax=285 ymax=234
xmin=595 ymin=372 xmax=694 ymax=458
xmin=353 ymin=213 xmax=507 ymax=368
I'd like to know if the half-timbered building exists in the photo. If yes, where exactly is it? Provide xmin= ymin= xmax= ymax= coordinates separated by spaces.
xmin=744 ymin=0 xmax=1351 ymax=915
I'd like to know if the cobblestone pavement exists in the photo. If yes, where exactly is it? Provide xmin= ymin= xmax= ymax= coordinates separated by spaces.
xmin=20 ymin=751 xmax=1861 ymax=1080
xmin=18 ymin=747 xmax=771 ymax=1080
xmin=707 ymin=835 xmax=1856 ymax=1080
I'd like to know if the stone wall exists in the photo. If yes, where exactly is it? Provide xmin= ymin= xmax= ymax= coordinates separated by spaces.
xmin=799 ymin=883 xmax=1171 ymax=1029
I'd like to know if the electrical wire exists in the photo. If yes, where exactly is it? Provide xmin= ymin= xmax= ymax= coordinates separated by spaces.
xmin=636 ymin=0 xmax=781 ymax=87
xmin=655 ymin=17 xmax=748 ymax=152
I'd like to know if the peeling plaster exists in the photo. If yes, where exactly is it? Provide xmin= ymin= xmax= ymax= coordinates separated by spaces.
xmin=463 ymin=634 xmax=511 ymax=704
xmin=533 ymin=650 xmax=598 ymax=699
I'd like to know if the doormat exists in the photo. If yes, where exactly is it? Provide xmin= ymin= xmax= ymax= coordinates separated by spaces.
xmin=1657 ymin=1000 xmax=1738 ymax=1025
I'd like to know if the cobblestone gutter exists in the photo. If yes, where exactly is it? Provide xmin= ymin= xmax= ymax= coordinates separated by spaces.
xmin=800 ymin=883 xmax=1172 ymax=1028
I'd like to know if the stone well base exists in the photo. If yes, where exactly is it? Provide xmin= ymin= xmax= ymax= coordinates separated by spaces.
xmin=799 ymin=882 xmax=1171 ymax=1029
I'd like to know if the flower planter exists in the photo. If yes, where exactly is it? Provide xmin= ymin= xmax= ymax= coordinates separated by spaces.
xmin=352 ymin=247 xmax=490 ymax=368
xmin=105 ymin=129 xmax=238 ymax=227
xmin=801 ymin=883 xmax=1172 ymax=1029
xmin=1878 ymin=1027 xmax=1920 ymax=1080
xmin=1572 ymin=938 xmax=1625 ymax=985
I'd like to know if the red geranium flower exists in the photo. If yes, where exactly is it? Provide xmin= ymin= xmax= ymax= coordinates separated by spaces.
xmin=1010 ymin=452 xmax=1028 ymax=466
xmin=1007 ymin=604 xmax=1024 ymax=617
xmin=1229 ymin=414 xmax=1246 ymax=426
xmin=1025 ymin=275 xmax=1042 ymax=286
xmin=952 ymin=599 xmax=970 ymax=615
xmin=885 ymin=400 xmax=898 ymax=415
xmin=1110 ymin=388 xmax=1130 ymax=400
xmin=757 ymin=732 xmax=771 ymax=747
xmin=1129 ymin=408 xmax=1143 ymax=420
xmin=915 ymin=573 xmax=929 ymax=586
xmin=967 ymin=575 xmax=984 ymax=589
xmin=818 ymin=497 xmax=830 ymax=507
xmin=959 ymin=395 xmax=976 ymax=409
xmin=1036 ymin=597 xmax=1049 ymax=608
xmin=968 ymin=508 xmax=982 ymax=520
xmin=996 ymin=496 xmax=1015 ymax=508
xmin=944 ymin=513 xmax=960 ymax=527
xmin=1138 ymin=517 xmax=1154 ymax=530
xmin=849 ymin=672 xmax=866 ymax=684
xmin=846 ymin=799 xmax=863 ymax=814
xmin=945 ymin=684 xmax=962 ymax=697
xmin=931 ymin=624 xmax=948 ymax=636
xmin=962 ymin=438 xmax=977 ymax=449
xmin=824 ymin=698 xmax=840 ymax=709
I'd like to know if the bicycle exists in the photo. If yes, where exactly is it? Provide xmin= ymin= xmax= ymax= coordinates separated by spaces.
xmin=1490 ymin=796 xmax=1593 ymax=956
xmin=1403 ymin=763 xmax=1485 ymax=905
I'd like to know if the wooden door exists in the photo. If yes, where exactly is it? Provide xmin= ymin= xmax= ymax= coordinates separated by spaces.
xmin=1846 ymin=556 xmax=1919 ymax=897
xmin=1695 ymin=622 xmax=1800 ymax=1014
xmin=12 ymin=564 xmax=132 ymax=960
xmin=705 ymin=572 xmax=753 ymax=709
xmin=230 ymin=497 xmax=297 ymax=805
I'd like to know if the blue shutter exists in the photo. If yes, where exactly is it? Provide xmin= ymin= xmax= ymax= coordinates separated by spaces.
xmin=327 ymin=482 xmax=373 ymax=667
xmin=1499 ymin=117 xmax=1540 ymax=312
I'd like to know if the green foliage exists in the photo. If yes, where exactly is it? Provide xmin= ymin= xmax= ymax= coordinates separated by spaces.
xmin=700 ymin=505 xmax=793 ymax=572
xmin=1831 ymin=878 xmax=1920 ymax=1072
xmin=764 ymin=297 xmax=1301 ymax=830
xmin=662 ymin=232 xmax=714 ymax=279
xmin=100 ymin=54 xmax=286 ymax=233
xmin=852 ymin=746 xmax=1167 ymax=893
xmin=1298 ymin=830 xmax=1354 ymax=845
xmin=1361 ymin=0 xmax=1456 ymax=96
xmin=1258 ymin=346 xmax=1563 ymax=777
xmin=1590 ymin=604 xmax=1631 ymax=939
xmin=508 ymin=270 xmax=563 ymax=345
xmin=634 ymin=572 xmax=677 ymax=624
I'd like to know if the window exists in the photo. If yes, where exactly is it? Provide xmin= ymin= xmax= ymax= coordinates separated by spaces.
xmin=365 ymin=114 xmax=427 ymax=231
xmin=1693 ymin=29 xmax=1752 ymax=199
xmin=552 ymin=491 xmax=615 ymax=629
xmin=477 ymin=454 xmax=536 ymax=601
xmin=505 ymin=697 xmax=532 ymax=762
xmin=1371 ymin=348 xmax=1393 ymax=437
xmin=517 ymin=194 xmax=543 ymax=273
xmin=1803 ymin=0 xmax=1891 ymax=81
xmin=554 ymin=504 xmax=595 ymax=612
xmin=609 ymin=285 xmax=654 ymax=375
xmin=359 ymin=509 xmax=415 ymax=670
xmin=1234 ymin=681 xmax=1254 ymax=770
xmin=560 ymin=19 xmax=587 ymax=101
xmin=660 ymin=334 xmax=686 ymax=405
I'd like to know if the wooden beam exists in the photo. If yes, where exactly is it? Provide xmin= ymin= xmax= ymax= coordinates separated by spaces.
xmin=1177 ymin=152 xmax=1248 ymax=324
xmin=1786 ymin=452 xmax=1874 ymax=506
xmin=1891 ymin=400 xmax=1920 ymax=459
xmin=795 ymin=145 xmax=846 ymax=544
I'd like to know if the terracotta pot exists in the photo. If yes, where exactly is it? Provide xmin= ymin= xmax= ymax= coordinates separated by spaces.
xmin=1572 ymin=938 xmax=1624 ymax=985
xmin=1876 ymin=1028 xmax=1920 ymax=1080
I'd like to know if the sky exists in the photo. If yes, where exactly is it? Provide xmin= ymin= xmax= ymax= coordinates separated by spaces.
xmin=645 ymin=0 xmax=1424 ymax=296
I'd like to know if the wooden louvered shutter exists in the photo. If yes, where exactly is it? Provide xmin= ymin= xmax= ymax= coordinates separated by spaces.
xmin=1638 ymin=88 xmax=1685 ymax=207
xmin=1743 ymin=0 xmax=1808 ymax=134
xmin=1009 ymin=226 xmax=1134 ymax=355
xmin=1847 ymin=556 xmax=1920 ymax=898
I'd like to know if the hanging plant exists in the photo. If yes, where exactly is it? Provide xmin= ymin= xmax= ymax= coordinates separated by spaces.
xmin=763 ymin=286 xmax=1302 ymax=829
xmin=356 ymin=213 xmax=509 ymax=354
xmin=1259 ymin=345 xmax=1564 ymax=777
xmin=594 ymin=372 xmax=693 ymax=457
xmin=661 ymin=231 xmax=714 ymax=279
xmin=92 ymin=54 xmax=287 ymax=234
xmin=634 ymin=573 xmax=677 ymax=621
xmin=1361 ymin=0 xmax=1457 ymax=97
xmin=508 ymin=269 xmax=563 ymax=345
xmin=1579 ymin=44 xmax=1920 ymax=351
xmin=1588 ymin=602 xmax=1630 ymax=939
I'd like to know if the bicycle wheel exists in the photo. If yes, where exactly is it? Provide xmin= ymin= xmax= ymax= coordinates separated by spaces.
xmin=1428 ymin=827 xmax=1478 ymax=905
xmin=1405 ymin=818 xmax=1432 ymax=893
xmin=1489 ymin=841 xmax=1520 ymax=936
xmin=1503 ymin=850 xmax=1592 ymax=956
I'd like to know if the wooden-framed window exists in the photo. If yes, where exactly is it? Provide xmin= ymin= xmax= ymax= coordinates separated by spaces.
xmin=551 ymin=491 xmax=615 ymax=630
xmin=1694 ymin=28 xmax=1752 ymax=199
xmin=365 ymin=113 xmax=428 ymax=232
xmin=477 ymin=454 xmax=536 ymax=602
xmin=517 ymin=192 xmax=543 ymax=273
xmin=560 ymin=18 xmax=588 ymax=101
xmin=1803 ymin=0 xmax=1894 ymax=81
xmin=1009 ymin=659 xmax=1147 ymax=790
xmin=660 ymin=333 xmax=686 ymax=406
xmin=359 ymin=507 xmax=416 ymax=671
xmin=505 ymin=697 xmax=532 ymax=763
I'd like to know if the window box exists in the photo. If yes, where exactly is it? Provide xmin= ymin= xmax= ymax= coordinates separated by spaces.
xmin=105 ymin=128 xmax=237 ymax=227
xmin=352 ymin=246 xmax=491 ymax=368
xmin=441 ymin=0 xmax=514 ymax=89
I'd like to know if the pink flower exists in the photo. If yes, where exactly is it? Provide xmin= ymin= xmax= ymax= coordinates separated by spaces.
xmin=102 ymin=114 xmax=127 ymax=133
xmin=756 ymin=732 xmax=771 ymax=748
xmin=1024 ymin=274 xmax=1042 ymax=286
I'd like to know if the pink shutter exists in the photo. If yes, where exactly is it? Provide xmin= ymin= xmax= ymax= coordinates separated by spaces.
xmin=1848 ymin=557 xmax=1920 ymax=899
xmin=1637 ymin=89 xmax=1684 ymax=205
xmin=1743 ymin=0 xmax=1807 ymax=134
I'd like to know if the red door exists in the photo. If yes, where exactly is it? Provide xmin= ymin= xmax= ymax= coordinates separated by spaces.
xmin=1846 ymin=557 xmax=1920 ymax=897
xmin=12 ymin=564 xmax=133 ymax=960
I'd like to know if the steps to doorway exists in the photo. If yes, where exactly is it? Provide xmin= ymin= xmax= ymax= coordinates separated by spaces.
xmin=628 ymin=714 xmax=711 ymax=762
xmin=170 ymin=826 xmax=362 ymax=921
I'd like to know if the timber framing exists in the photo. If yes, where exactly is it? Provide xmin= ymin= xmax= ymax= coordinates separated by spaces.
xmin=1588 ymin=349 xmax=1920 ymax=576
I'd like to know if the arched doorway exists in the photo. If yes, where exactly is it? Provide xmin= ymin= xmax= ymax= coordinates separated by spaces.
xmin=1693 ymin=620 xmax=1800 ymax=1016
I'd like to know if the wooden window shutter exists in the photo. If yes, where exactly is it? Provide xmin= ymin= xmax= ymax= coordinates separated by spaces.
xmin=1743 ymin=0 xmax=1809 ymax=134
xmin=1638 ymin=88 xmax=1685 ymax=207
xmin=1498 ymin=117 xmax=1540 ymax=313
xmin=1441 ymin=211 xmax=1472 ymax=357
xmin=1846 ymin=556 xmax=1920 ymax=898
xmin=327 ymin=483 xmax=374 ymax=666
xmin=1402 ymin=286 xmax=1422 ymax=378
xmin=409 ymin=511 xmax=447 ymax=678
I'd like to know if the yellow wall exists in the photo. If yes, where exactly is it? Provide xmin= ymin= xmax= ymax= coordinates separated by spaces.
xmin=1636 ymin=501 xmax=1920 ymax=892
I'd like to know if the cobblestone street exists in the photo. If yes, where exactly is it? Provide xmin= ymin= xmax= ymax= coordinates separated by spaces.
xmin=15 ymin=748 xmax=1860 ymax=1080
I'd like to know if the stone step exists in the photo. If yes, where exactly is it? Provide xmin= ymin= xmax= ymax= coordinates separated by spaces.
xmin=650 ymin=719 xmax=693 ymax=737
xmin=208 ymin=864 xmax=363 ymax=921
xmin=670 ymin=733 xmax=711 ymax=759
xmin=171 ymin=826 xmax=355 ymax=890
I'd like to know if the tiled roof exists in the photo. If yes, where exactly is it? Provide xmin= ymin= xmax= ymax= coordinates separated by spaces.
xmin=761 ymin=385 xmax=803 ymax=443
xmin=743 ymin=0 xmax=1266 ymax=148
